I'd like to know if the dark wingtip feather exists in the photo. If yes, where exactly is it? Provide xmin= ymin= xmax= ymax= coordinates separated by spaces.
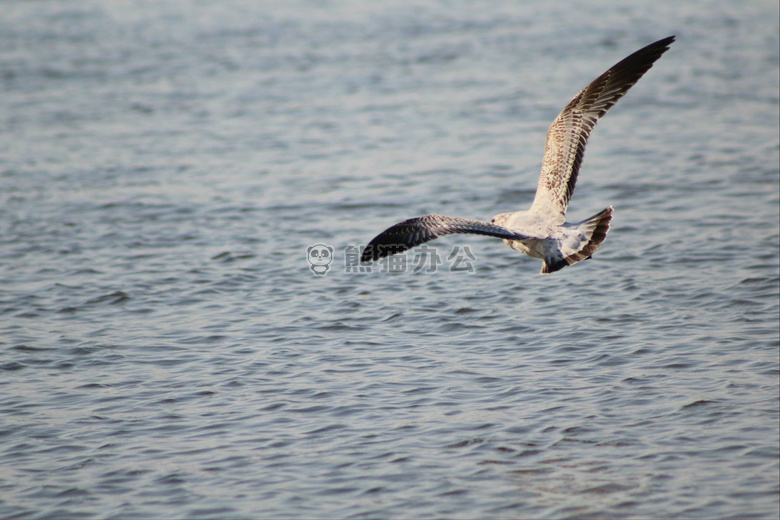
xmin=613 ymin=35 xmax=675 ymax=76
xmin=360 ymin=221 xmax=420 ymax=262
xmin=360 ymin=241 xmax=410 ymax=263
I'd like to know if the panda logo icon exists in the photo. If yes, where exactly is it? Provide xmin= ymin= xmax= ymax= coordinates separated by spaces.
xmin=307 ymin=244 xmax=334 ymax=276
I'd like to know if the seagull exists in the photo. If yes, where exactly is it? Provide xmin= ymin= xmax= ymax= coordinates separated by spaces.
xmin=362 ymin=36 xmax=675 ymax=274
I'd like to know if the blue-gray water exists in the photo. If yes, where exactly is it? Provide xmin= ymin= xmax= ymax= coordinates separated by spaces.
xmin=1 ymin=1 xmax=778 ymax=519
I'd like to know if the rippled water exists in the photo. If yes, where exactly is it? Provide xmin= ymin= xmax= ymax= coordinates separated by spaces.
xmin=1 ymin=1 xmax=778 ymax=518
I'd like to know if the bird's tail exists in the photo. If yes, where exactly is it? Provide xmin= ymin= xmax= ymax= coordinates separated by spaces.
xmin=542 ymin=206 xmax=613 ymax=274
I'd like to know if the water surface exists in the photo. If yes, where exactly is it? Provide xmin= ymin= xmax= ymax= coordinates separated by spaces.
xmin=1 ymin=1 xmax=778 ymax=518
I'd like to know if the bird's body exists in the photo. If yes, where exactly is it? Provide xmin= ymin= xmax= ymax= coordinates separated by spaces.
xmin=492 ymin=206 xmax=613 ymax=274
xmin=362 ymin=36 xmax=675 ymax=274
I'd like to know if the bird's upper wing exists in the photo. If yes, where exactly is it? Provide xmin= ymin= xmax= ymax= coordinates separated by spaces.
xmin=361 ymin=215 xmax=534 ymax=262
xmin=530 ymin=36 xmax=675 ymax=220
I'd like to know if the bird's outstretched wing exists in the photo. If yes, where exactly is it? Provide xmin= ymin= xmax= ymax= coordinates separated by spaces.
xmin=361 ymin=215 xmax=533 ymax=262
xmin=530 ymin=36 xmax=675 ymax=219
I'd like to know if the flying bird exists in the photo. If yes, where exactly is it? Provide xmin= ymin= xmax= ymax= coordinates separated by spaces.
xmin=362 ymin=36 xmax=675 ymax=274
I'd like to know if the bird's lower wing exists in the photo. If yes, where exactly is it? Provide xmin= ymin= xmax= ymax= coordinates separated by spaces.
xmin=361 ymin=215 xmax=533 ymax=262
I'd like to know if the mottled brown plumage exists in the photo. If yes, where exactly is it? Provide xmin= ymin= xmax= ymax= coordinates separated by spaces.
xmin=362 ymin=37 xmax=675 ymax=274
xmin=531 ymin=36 xmax=676 ymax=220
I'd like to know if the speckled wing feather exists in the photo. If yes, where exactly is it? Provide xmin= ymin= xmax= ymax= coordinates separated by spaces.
xmin=530 ymin=36 xmax=675 ymax=219
xmin=361 ymin=215 xmax=533 ymax=262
